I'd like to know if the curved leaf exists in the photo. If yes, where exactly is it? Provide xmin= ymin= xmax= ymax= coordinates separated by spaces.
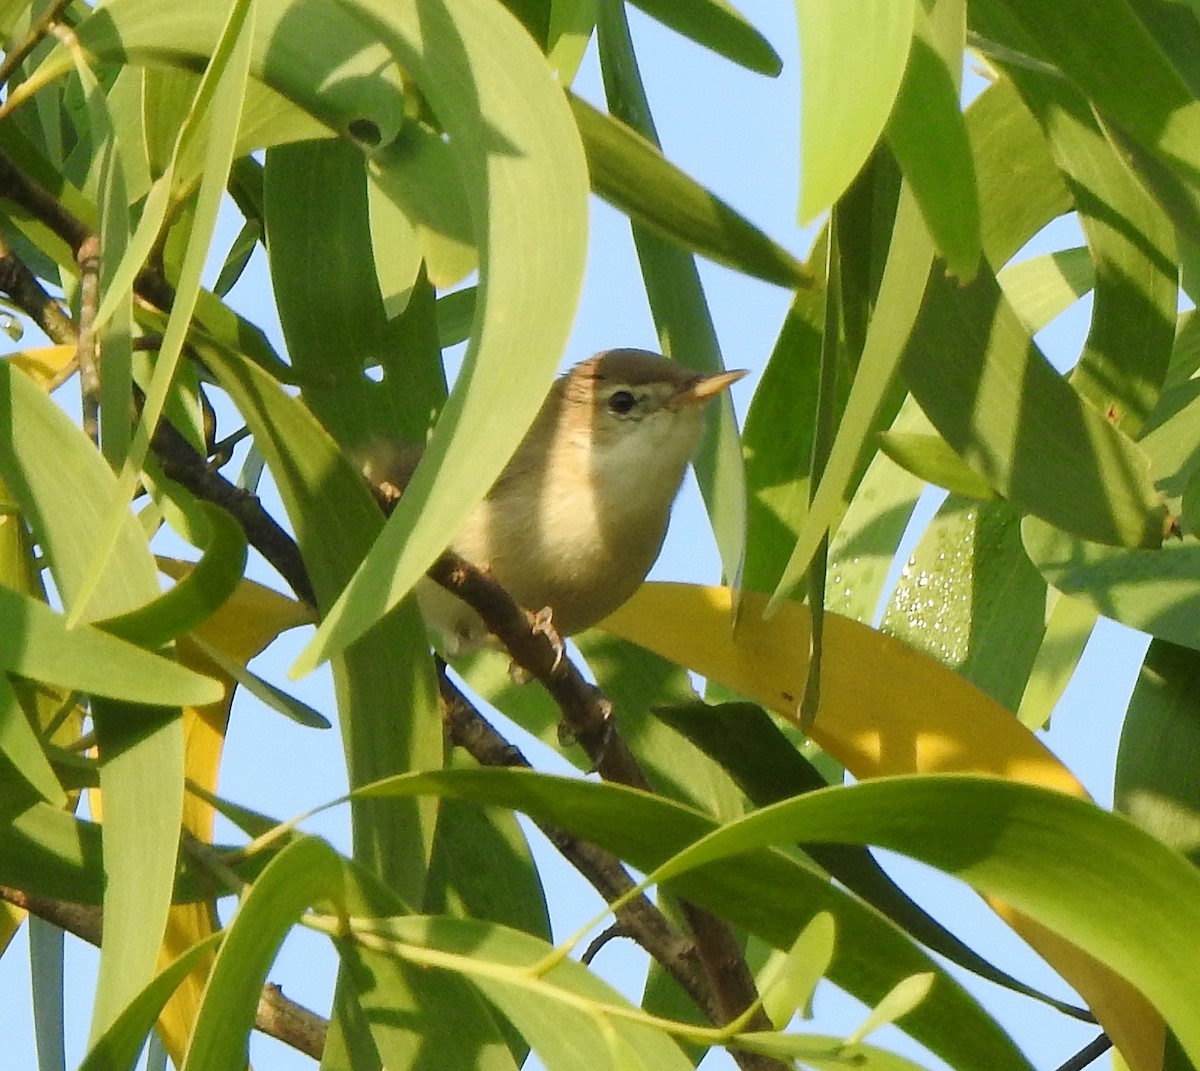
xmin=569 ymin=92 xmax=811 ymax=289
xmin=654 ymin=775 xmax=1192 ymax=1070
xmin=1023 ymin=518 xmax=1200 ymax=650
xmin=296 ymin=0 xmax=589 ymax=671
xmin=901 ymin=259 xmax=1166 ymax=548
xmin=631 ymin=0 xmax=782 ymax=76
xmin=796 ymin=0 xmax=916 ymax=223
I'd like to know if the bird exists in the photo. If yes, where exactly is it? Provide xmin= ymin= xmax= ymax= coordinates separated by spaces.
xmin=361 ymin=348 xmax=747 ymax=655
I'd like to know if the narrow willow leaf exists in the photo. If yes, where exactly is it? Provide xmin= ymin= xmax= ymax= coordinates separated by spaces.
xmin=965 ymin=77 xmax=1071 ymax=269
xmin=1023 ymin=519 xmax=1200 ymax=651
xmin=0 ymin=327 xmax=185 ymax=1050
xmin=901 ymin=260 xmax=1165 ymax=548
xmin=796 ymin=0 xmax=916 ymax=223
xmin=650 ymin=776 xmax=1187 ymax=1069
xmin=335 ymin=858 xmax=523 ymax=1071
xmin=182 ymin=837 xmax=344 ymax=1071
xmin=295 ymin=0 xmax=589 ymax=672
xmin=186 ymin=635 xmax=330 ymax=729
xmin=846 ymin=973 xmax=935 ymax=1045
xmin=982 ymin=0 xmax=1200 ymax=208
xmin=877 ymin=432 xmax=996 ymax=500
xmin=886 ymin=1 xmax=980 ymax=280
xmin=1015 ymin=592 xmax=1097 ymax=730
xmin=568 ymin=92 xmax=811 ymax=290
xmin=631 ymin=0 xmax=782 ymax=76
xmin=769 ymin=186 xmax=934 ymax=611
xmin=78 ymin=935 xmax=223 ymax=1071
xmin=0 ymin=584 xmax=222 ymax=706
xmin=1116 ymin=640 xmax=1200 ymax=869
xmin=759 ymin=912 xmax=836 ymax=1028
xmin=975 ymin=31 xmax=1178 ymax=436
xmin=0 ymin=675 xmax=66 ymax=807
xmin=30 ymin=916 xmax=67 ymax=1071
xmin=359 ymin=768 xmax=1036 ymax=1071
xmin=733 ymin=1032 xmax=931 ymax=1070
xmin=997 ymin=247 xmax=1095 ymax=334
xmin=883 ymin=498 xmax=1046 ymax=712
xmin=656 ymin=701 xmax=1087 ymax=1017
xmin=190 ymin=325 xmax=441 ymax=904
xmin=742 ymin=285 xmax=824 ymax=596
xmin=98 ymin=501 xmax=247 ymax=648
xmin=596 ymin=1 xmax=747 ymax=590
xmin=336 ymin=914 xmax=694 ymax=1071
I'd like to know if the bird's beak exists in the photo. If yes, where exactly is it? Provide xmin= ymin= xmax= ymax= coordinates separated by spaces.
xmin=669 ymin=368 xmax=749 ymax=409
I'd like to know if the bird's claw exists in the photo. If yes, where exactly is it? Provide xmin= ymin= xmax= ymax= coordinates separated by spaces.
xmin=531 ymin=606 xmax=565 ymax=671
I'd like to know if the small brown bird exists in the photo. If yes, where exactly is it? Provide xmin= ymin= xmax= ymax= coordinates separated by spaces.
xmin=362 ymin=348 xmax=746 ymax=654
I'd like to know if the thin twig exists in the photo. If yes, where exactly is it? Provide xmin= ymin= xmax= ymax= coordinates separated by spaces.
xmin=1051 ymin=1034 xmax=1111 ymax=1071
xmin=438 ymin=670 xmax=715 ymax=1017
xmin=428 ymin=559 xmax=782 ymax=1071
xmin=0 ymin=885 xmax=327 ymax=1058
xmin=0 ymin=0 xmax=76 ymax=89
xmin=76 ymin=234 xmax=100 ymax=445
xmin=0 ymin=232 xmax=78 ymax=348
xmin=427 ymin=551 xmax=650 ymax=791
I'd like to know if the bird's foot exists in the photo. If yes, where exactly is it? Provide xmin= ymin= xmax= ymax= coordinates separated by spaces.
xmin=530 ymin=606 xmax=565 ymax=671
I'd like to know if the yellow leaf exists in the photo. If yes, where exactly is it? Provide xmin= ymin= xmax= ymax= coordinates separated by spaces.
xmin=599 ymin=583 xmax=1163 ymax=1071
xmin=152 ymin=567 xmax=313 ymax=1062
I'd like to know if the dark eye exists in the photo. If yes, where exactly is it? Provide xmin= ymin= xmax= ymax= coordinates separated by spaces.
xmin=608 ymin=390 xmax=637 ymax=415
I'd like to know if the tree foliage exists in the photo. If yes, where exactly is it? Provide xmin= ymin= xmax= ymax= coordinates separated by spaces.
xmin=2 ymin=1 xmax=1200 ymax=1070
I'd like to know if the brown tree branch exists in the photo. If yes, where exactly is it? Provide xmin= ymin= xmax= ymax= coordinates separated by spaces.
xmin=0 ymin=232 xmax=77 ymax=349
xmin=429 ymin=556 xmax=780 ymax=1070
xmin=438 ymin=669 xmax=716 ymax=1018
xmin=0 ymin=0 xmax=76 ymax=89
xmin=0 ymin=885 xmax=326 ymax=1058
xmin=76 ymin=234 xmax=100 ymax=445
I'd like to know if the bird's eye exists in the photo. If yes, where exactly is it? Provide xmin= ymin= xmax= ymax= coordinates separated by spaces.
xmin=608 ymin=390 xmax=637 ymax=415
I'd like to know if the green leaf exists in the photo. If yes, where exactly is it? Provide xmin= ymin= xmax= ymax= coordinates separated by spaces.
xmin=651 ymin=774 xmax=1200 ymax=1064
xmin=742 ymin=286 xmax=825 ymax=596
xmin=796 ymin=0 xmax=916 ymax=223
xmin=886 ymin=1 xmax=980 ymax=281
xmin=99 ymin=501 xmax=247 ymax=649
xmin=846 ymin=972 xmax=935 ymax=1045
xmin=759 ymin=912 xmax=835 ymax=1028
xmin=568 ymin=92 xmax=812 ymax=290
xmin=630 ymin=0 xmax=782 ymax=76
xmin=185 ymin=636 xmax=331 ymax=729
xmin=357 ymin=768 xmax=1035 ymax=1071
xmin=0 ymin=675 xmax=66 ymax=807
xmin=295 ymin=0 xmax=589 ymax=672
xmin=1116 ymin=640 xmax=1200 ymax=869
xmin=982 ymin=0 xmax=1200 ymax=212
xmin=966 ymin=77 xmax=1071 ymax=270
xmin=657 ymin=701 xmax=1086 ymax=1017
xmin=189 ymin=330 xmax=441 ymax=903
xmin=883 ymin=498 xmax=1046 ymax=712
xmin=1023 ymin=519 xmax=1200 ymax=650
xmin=769 ymin=186 xmax=935 ymax=610
xmin=79 ymin=935 xmax=223 ymax=1071
xmin=973 ymin=24 xmax=1179 ymax=436
xmin=900 ymin=260 xmax=1166 ymax=548
xmin=595 ymin=2 xmax=746 ymax=591
xmin=182 ymin=837 xmax=344 ymax=1070
xmin=338 ymin=914 xmax=695 ymax=1071
xmin=1014 ymin=592 xmax=1098 ymax=730
xmin=876 ymin=432 xmax=997 ymax=500
xmin=997 ymin=247 xmax=1094 ymax=334
xmin=0 ymin=582 xmax=222 ymax=706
